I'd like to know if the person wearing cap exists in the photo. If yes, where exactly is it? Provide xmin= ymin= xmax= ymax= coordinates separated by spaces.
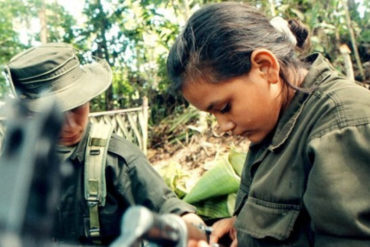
xmin=5 ymin=43 xmax=204 ymax=245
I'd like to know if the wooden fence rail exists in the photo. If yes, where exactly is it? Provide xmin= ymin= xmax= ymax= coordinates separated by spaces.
xmin=89 ymin=97 xmax=148 ymax=154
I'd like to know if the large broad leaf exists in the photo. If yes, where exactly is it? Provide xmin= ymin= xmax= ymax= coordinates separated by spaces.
xmin=183 ymin=158 xmax=240 ymax=204
xmin=227 ymin=193 xmax=237 ymax=216
xmin=228 ymin=149 xmax=247 ymax=177
xmin=194 ymin=193 xmax=237 ymax=219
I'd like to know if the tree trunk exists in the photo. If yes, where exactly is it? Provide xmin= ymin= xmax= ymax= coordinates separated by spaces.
xmin=38 ymin=0 xmax=48 ymax=44
xmin=340 ymin=44 xmax=355 ymax=81
xmin=96 ymin=0 xmax=114 ymax=110
xmin=342 ymin=0 xmax=365 ymax=80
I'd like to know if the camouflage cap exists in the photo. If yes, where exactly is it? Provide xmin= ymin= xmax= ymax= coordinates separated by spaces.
xmin=6 ymin=43 xmax=112 ymax=112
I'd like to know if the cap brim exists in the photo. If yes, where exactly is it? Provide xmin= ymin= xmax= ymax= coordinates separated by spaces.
xmin=25 ymin=60 xmax=112 ymax=112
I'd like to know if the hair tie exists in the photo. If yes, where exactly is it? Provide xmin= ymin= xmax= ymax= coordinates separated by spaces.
xmin=270 ymin=16 xmax=297 ymax=46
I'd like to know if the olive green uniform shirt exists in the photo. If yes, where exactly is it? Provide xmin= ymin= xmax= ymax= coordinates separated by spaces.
xmin=234 ymin=54 xmax=370 ymax=247
xmin=54 ymin=124 xmax=195 ymax=246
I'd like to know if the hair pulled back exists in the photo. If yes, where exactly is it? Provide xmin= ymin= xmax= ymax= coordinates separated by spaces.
xmin=167 ymin=2 xmax=310 ymax=91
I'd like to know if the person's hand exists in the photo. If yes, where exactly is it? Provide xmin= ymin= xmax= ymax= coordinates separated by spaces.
xmin=210 ymin=217 xmax=237 ymax=247
xmin=185 ymin=215 xmax=237 ymax=247
xmin=187 ymin=240 xmax=209 ymax=247
xmin=188 ymin=239 xmax=238 ymax=247
xmin=181 ymin=212 xmax=206 ymax=226
xmin=182 ymin=213 xmax=210 ymax=242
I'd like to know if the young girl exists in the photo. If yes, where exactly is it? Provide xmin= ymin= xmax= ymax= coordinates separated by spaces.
xmin=167 ymin=2 xmax=370 ymax=247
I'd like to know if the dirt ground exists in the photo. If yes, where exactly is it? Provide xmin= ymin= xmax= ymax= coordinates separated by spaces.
xmin=147 ymin=128 xmax=250 ymax=183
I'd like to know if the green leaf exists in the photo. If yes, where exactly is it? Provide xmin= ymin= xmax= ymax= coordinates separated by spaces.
xmin=194 ymin=194 xmax=230 ymax=219
xmin=227 ymin=193 xmax=237 ymax=216
xmin=183 ymin=157 xmax=240 ymax=204
xmin=228 ymin=149 xmax=247 ymax=177
xmin=155 ymin=161 xmax=190 ymax=198
xmin=193 ymin=193 xmax=237 ymax=219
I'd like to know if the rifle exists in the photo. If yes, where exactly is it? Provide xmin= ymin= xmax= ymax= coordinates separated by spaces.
xmin=110 ymin=206 xmax=224 ymax=247
xmin=0 ymin=98 xmax=65 ymax=246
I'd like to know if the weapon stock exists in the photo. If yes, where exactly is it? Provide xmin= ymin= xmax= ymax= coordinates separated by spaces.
xmin=0 ymin=98 xmax=64 ymax=246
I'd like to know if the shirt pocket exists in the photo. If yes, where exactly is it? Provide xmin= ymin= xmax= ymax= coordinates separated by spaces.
xmin=235 ymin=196 xmax=301 ymax=241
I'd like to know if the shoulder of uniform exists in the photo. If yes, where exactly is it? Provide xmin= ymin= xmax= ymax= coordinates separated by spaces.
xmin=107 ymin=133 xmax=146 ymax=161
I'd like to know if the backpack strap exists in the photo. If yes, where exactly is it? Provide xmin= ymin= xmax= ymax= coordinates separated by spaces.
xmin=84 ymin=122 xmax=113 ymax=240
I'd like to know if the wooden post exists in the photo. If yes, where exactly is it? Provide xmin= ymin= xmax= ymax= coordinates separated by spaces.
xmin=340 ymin=44 xmax=354 ymax=82
xmin=268 ymin=0 xmax=276 ymax=17
xmin=142 ymin=96 xmax=148 ymax=155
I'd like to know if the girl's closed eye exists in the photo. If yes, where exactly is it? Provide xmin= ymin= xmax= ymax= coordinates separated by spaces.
xmin=220 ymin=103 xmax=231 ymax=113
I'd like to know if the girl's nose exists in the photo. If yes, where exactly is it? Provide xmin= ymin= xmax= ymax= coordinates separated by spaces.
xmin=214 ymin=114 xmax=235 ymax=133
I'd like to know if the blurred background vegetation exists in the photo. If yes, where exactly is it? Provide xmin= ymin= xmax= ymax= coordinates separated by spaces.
xmin=0 ymin=0 xmax=369 ymax=126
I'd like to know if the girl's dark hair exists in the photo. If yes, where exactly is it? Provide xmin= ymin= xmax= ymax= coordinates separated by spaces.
xmin=167 ymin=2 xmax=310 ymax=92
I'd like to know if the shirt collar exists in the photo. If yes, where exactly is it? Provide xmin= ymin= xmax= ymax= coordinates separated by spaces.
xmin=268 ymin=53 xmax=335 ymax=151
xmin=69 ymin=122 xmax=91 ymax=163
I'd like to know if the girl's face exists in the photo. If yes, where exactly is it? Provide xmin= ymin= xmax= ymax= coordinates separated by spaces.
xmin=182 ymin=60 xmax=284 ymax=144
xmin=59 ymin=102 xmax=90 ymax=146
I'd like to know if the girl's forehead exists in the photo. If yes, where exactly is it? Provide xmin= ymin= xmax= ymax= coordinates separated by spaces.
xmin=182 ymin=78 xmax=237 ymax=112
xmin=182 ymin=81 xmax=214 ymax=109
xmin=183 ymin=77 xmax=222 ymax=94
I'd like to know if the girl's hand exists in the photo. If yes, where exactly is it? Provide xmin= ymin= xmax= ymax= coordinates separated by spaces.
xmin=209 ymin=216 xmax=237 ymax=245
xmin=187 ymin=216 xmax=237 ymax=247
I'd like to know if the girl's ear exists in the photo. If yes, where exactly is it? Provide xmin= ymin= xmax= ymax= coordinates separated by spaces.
xmin=250 ymin=49 xmax=280 ymax=84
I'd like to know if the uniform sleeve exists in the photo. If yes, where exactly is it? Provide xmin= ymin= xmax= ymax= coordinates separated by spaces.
xmin=108 ymin=135 xmax=195 ymax=216
xmin=304 ymin=124 xmax=370 ymax=247
xmin=126 ymin=154 xmax=196 ymax=215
